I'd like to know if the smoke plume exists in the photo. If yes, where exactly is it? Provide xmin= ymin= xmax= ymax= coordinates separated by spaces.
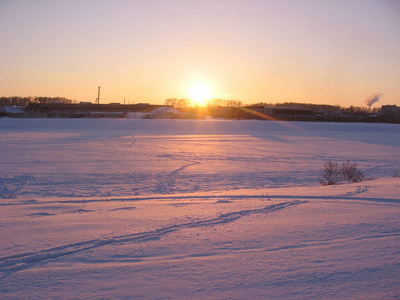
xmin=365 ymin=93 xmax=383 ymax=107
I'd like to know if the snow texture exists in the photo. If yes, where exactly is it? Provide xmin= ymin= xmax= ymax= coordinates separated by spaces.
xmin=1 ymin=118 xmax=399 ymax=299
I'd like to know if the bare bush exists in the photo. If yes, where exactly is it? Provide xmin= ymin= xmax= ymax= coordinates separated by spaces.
xmin=341 ymin=160 xmax=365 ymax=183
xmin=320 ymin=160 xmax=365 ymax=185
xmin=320 ymin=160 xmax=341 ymax=185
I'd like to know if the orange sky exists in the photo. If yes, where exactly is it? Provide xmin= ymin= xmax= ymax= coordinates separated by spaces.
xmin=0 ymin=0 xmax=399 ymax=107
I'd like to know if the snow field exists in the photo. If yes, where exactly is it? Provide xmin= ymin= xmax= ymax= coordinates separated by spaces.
xmin=1 ymin=118 xmax=400 ymax=299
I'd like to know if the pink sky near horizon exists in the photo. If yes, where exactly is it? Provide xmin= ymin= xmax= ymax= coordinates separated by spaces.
xmin=0 ymin=0 xmax=399 ymax=107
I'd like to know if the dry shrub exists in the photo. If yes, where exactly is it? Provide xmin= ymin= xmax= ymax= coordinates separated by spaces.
xmin=320 ymin=160 xmax=365 ymax=185
xmin=320 ymin=160 xmax=341 ymax=185
xmin=341 ymin=160 xmax=365 ymax=183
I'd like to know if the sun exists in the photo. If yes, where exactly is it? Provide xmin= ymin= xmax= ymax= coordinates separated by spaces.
xmin=189 ymin=82 xmax=211 ymax=107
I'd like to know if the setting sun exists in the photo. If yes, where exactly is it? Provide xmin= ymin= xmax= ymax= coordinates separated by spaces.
xmin=189 ymin=82 xmax=211 ymax=107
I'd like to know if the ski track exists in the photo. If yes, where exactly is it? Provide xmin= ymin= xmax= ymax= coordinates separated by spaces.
xmin=154 ymin=161 xmax=201 ymax=194
xmin=69 ymin=231 xmax=400 ymax=266
xmin=0 ymin=200 xmax=305 ymax=277
xmin=2 ymin=189 xmax=399 ymax=207
xmin=343 ymin=185 xmax=370 ymax=197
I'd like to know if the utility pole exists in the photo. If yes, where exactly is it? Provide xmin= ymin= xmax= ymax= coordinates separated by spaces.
xmin=96 ymin=86 xmax=101 ymax=104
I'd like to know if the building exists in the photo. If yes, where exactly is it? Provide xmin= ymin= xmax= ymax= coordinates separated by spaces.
xmin=382 ymin=105 xmax=400 ymax=116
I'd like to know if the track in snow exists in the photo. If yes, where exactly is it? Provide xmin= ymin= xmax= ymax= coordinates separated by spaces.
xmin=0 ymin=200 xmax=305 ymax=277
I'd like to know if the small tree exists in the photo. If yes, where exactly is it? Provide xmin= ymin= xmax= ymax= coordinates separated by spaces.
xmin=320 ymin=160 xmax=341 ymax=185
xmin=341 ymin=160 xmax=365 ymax=183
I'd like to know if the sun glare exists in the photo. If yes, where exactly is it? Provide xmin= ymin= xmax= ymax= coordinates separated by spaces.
xmin=189 ymin=82 xmax=211 ymax=107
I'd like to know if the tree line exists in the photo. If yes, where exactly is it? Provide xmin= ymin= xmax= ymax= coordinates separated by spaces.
xmin=164 ymin=98 xmax=242 ymax=109
xmin=0 ymin=96 xmax=74 ymax=106
xmin=164 ymin=98 xmax=192 ymax=109
xmin=2 ymin=96 xmax=382 ymax=115
xmin=247 ymin=101 xmax=381 ymax=115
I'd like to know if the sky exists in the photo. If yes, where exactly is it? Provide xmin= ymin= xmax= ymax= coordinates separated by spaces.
xmin=0 ymin=0 xmax=399 ymax=107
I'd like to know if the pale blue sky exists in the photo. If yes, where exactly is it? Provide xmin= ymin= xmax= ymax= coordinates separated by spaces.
xmin=1 ymin=0 xmax=399 ymax=106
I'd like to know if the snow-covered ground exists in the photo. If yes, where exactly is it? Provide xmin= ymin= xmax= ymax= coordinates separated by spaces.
xmin=1 ymin=118 xmax=399 ymax=299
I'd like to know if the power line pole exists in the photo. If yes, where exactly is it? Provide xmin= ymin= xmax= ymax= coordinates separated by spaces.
xmin=96 ymin=86 xmax=101 ymax=104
